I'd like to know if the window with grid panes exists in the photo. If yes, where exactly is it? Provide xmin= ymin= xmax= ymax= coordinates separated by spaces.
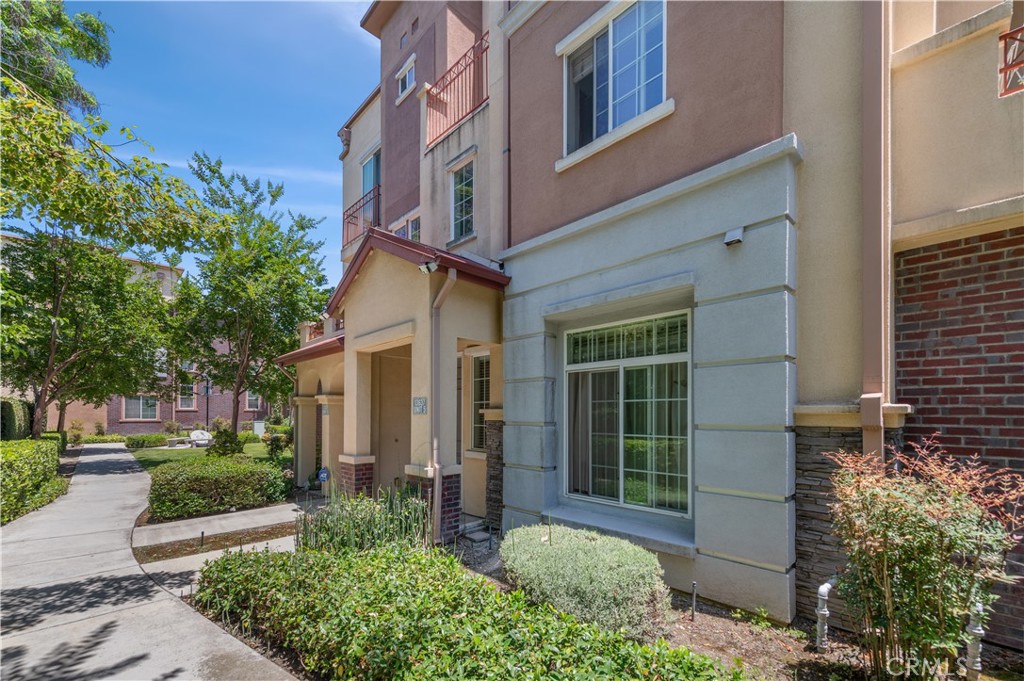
xmin=471 ymin=355 xmax=490 ymax=449
xmin=451 ymin=161 xmax=474 ymax=240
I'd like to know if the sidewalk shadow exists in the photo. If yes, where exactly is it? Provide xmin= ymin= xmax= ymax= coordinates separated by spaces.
xmin=2 ymin=570 xmax=194 ymax=633
xmin=1 ymin=620 xmax=185 ymax=681
xmin=73 ymin=448 xmax=142 ymax=477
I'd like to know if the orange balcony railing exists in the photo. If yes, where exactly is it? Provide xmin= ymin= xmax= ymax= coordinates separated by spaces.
xmin=1000 ymin=25 xmax=1024 ymax=97
xmin=343 ymin=185 xmax=381 ymax=246
xmin=308 ymin=321 xmax=324 ymax=342
xmin=427 ymin=33 xmax=489 ymax=146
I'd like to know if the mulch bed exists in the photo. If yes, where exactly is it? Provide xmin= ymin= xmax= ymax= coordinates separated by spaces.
xmin=132 ymin=521 xmax=296 ymax=564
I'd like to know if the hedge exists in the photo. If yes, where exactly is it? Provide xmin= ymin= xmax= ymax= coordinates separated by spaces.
xmin=196 ymin=547 xmax=742 ymax=681
xmin=80 ymin=434 xmax=127 ymax=444
xmin=0 ymin=398 xmax=32 ymax=440
xmin=40 ymin=431 xmax=67 ymax=454
xmin=267 ymin=424 xmax=292 ymax=438
xmin=501 ymin=524 xmax=671 ymax=642
xmin=237 ymin=431 xmax=260 ymax=445
xmin=125 ymin=433 xmax=168 ymax=449
xmin=148 ymin=457 xmax=290 ymax=521
xmin=1 ymin=439 xmax=63 ymax=524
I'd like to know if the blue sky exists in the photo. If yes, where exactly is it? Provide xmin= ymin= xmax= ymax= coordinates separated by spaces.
xmin=67 ymin=1 xmax=381 ymax=285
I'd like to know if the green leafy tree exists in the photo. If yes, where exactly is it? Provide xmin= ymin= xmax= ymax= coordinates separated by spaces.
xmin=172 ymin=154 xmax=327 ymax=432
xmin=1 ymin=0 xmax=110 ymax=113
xmin=3 ymin=232 xmax=171 ymax=439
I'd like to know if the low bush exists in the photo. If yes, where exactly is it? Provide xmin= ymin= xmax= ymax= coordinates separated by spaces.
xmin=237 ymin=431 xmax=261 ymax=445
xmin=162 ymin=420 xmax=181 ymax=435
xmin=68 ymin=419 xmax=84 ymax=446
xmin=40 ymin=431 xmax=67 ymax=454
xmin=296 ymin=490 xmax=430 ymax=553
xmin=261 ymin=432 xmax=288 ymax=461
xmin=148 ymin=456 xmax=290 ymax=521
xmin=0 ymin=398 xmax=32 ymax=440
xmin=1 ymin=439 xmax=62 ymax=523
xmin=240 ymin=420 xmax=253 ymax=431
xmin=267 ymin=424 xmax=292 ymax=438
xmin=80 ymin=434 xmax=126 ymax=444
xmin=267 ymin=412 xmax=284 ymax=426
xmin=210 ymin=416 xmax=231 ymax=432
xmin=125 ymin=433 xmax=168 ymax=449
xmin=501 ymin=524 xmax=671 ymax=642
xmin=208 ymin=430 xmax=243 ymax=456
xmin=196 ymin=546 xmax=740 ymax=681
xmin=93 ymin=421 xmax=105 ymax=435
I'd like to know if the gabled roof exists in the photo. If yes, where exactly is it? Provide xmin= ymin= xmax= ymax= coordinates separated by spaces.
xmin=274 ymin=334 xmax=344 ymax=366
xmin=325 ymin=228 xmax=510 ymax=316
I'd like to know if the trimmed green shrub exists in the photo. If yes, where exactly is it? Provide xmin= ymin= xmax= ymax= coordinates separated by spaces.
xmin=237 ymin=430 xmax=260 ymax=445
xmin=196 ymin=546 xmax=740 ymax=681
xmin=267 ymin=424 xmax=292 ymax=438
xmin=125 ymin=433 xmax=168 ymax=449
xmin=501 ymin=524 xmax=671 ymax=642
xmin=80 ymin=434 xmax=126 ymax=444
xmin=296 ymin=490 xmax=430 ymax=553
xmin=267 ymin=412 xmax=284 ymax=426
xmin=240 ymin=420 xmax=253 ymax=431
xmin=208 ymin=429 xmax=243 ymax=456
xmin=68 ymin=420 xmax=84 ymax=446
xmin=0 ymin=398 xmax=32 ymax=440
xmin=148 ymin=456 xmax=290 ymax=521
xmin=260 ymin=432 xmax=288 ymax=461
xmin=1 ymin=439 xmax=62 ymax=523
xmin=210 ymin=416 xmax=231 ymax=432
xmin=40 ymin=431 xmax=67 ymax=454
xmin=94 ymin=421 xmax=106 ymax=435
xmin=162 ymin=419 xmax=182 ymax=435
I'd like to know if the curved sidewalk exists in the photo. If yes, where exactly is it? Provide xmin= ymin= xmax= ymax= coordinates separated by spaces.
xmin=0 ymin=443 xmax=294 ymax=681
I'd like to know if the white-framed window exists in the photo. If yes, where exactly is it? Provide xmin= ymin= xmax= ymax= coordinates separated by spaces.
xmin=361 ymin=149 xmax=381 ymax=194
xmin=471 ymin=354 xmax=491 ymax=450
xmin=178 ymin=382 xmax=197 ymax=410
xmin=124 ymin=395 xmax=158 ymax=421
xmin=180 ymin=360 xmax=195 ymax=373
xmin=395 ymin=53 xmax=416 ymax=104
xmin=246 ymin=391 xmax=260 ymax=411
xmin=565 ymin=0 xmax=665 ymax=154
xmin=564 ymin=311 xmax=690 ymax=515
xmin=451 ymin=160 xmax=474 ymax=241
xmin=394 ymin=215 xmax=421 ymax=243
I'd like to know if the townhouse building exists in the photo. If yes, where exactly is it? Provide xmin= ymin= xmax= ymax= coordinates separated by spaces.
xmin=281 ymin=0 xmax=1022 ymax=647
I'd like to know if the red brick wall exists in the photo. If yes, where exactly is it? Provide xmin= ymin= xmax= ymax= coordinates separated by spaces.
xmin=107 ymin=389 xmax=268 ymax=435
xmin=894 ymin=226 xmax=1023 ymax=649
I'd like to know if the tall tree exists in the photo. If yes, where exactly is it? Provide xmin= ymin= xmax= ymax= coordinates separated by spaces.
xmin=1 ymin=0 xmax=110 ymax=113
xmin=172 ymin=154 xmax=328 ymax=431
xmin=3 ymin=232 xmax=170 ymax=438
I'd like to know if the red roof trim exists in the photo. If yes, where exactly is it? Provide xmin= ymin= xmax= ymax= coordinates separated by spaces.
xmin=274 ymin=335 xmax=344 ymax=365
xmin=325 ymin=229 xmax=510 ymax=316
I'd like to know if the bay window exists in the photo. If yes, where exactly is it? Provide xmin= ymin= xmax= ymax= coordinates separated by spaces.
xmin=566 ymin=312 xmax=690 ymax=514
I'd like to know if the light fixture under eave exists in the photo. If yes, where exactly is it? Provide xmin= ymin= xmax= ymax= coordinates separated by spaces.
xmin=418 ymin=260 xmax=439 ymax=274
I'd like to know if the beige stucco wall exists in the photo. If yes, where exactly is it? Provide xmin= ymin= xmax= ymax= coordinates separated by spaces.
xmin=342 ymin=93 xmax=382 ymax=216
xmin=783 ymin=1 xmax=865 ymax=405
xmin=891 ymin=11 xmax=1024 ymax=247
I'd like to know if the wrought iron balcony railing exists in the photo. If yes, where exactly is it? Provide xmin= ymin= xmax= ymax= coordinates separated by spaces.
xmin=343 ymin=185 xmax=381 ymax=246
xmin=1000 ymin=25 xmax=1024 ymax=97
xmin=426 ymin=33 xmax=489 ymax=147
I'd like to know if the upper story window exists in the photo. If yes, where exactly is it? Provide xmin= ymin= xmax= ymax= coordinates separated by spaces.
xmin=180 ymin=360 xmax=195 ymax=373
xmin=395 ymin=215 xmax=421 ymax=242
xmin=246 ymin=391 xmax=260 ymax=411
xmin=361 ymin=149 xmax=381 ymax=194
xmin=566 ymin=1 xmax=665 ymax=154
xmin=178 ymin=382 xmax=197 ymax=410
xmin=400 ymin=32 xmax=408 ymax=49
xmin=395 ymin=54 xmax=417 ymax=105
xmin=451 ymin=160 xmax=474 ymax=241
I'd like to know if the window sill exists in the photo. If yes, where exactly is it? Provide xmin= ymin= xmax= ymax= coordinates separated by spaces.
xmin=120 ymin=419 xmax=160 ymax=423
xmin=395 ymin=84 xmax=416 ymax=107
xmin=555 ymin=98 xmax=675 ymax=174
xmin=446 ymin=232 xmax=476 ymax=250
xmin=176 ymin=408 xmax=198 ymax=412
xmin=545 ymin=503 xmax=695 ymax=558
xmin=463 ymin=449 xmax=487 ymax=461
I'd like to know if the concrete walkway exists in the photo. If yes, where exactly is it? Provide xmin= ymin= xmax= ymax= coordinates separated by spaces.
xmin=0 ymin=444 xmax=294 ymax=681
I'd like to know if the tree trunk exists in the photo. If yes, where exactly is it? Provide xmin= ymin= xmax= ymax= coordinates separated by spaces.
xmin=56 ymin=402 xmax=68 ymax=433
xmin=230 ymin=389 xmax=241 ymax=433
xmin=31 ymin=391 xmax=48 ymax=439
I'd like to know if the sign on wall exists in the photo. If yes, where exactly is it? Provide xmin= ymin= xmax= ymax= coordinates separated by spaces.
xmin=412 ymin=396 xmax=428 ymax=415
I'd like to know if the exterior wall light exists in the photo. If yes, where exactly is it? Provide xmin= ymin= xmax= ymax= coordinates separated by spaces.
xmin=418 ymin=260 xmax=439 ymax=274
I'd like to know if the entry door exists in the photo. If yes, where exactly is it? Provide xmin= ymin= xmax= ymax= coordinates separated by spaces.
xmin=376 ymin=352 xmax=411 ymax=491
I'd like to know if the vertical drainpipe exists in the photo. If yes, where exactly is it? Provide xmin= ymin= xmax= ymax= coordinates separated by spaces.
xmin=504 ymin=0 xmax=512 ymax=251
xmin=431 ymin=268 xmax=458 ymax=541
xmin=860 ymin=0 xmax=887 ymax=457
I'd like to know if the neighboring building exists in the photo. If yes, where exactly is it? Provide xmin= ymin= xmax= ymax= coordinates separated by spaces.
xmin=281 ymin=0 xmax=1022 ymax=647
xmin=45 ymin=259 xmax=269 ymax=435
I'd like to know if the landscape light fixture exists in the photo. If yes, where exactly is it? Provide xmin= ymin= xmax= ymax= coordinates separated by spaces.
xmin=418 ymin=260 xmax=439 ymax=274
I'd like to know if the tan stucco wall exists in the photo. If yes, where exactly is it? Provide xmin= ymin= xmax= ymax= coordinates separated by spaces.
xmin=342 ymin=92 xmax=382 ymax=214
xmin=373 ymin=346 xmax=412 ymax=489
xmin=46 ymin=401 xmax=105 ymax=431
xmin=508 ymin=1 xmax=784 ymax=244
xmin=891 ymin=15 xmax=1024 ymax=238
xmin=783 ymin=1 xmax=866 ymax=405
xmin=295 ymin=352 xmax=345 ymax=397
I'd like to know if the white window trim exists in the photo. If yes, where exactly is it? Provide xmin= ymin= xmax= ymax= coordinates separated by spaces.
xmin=466 ymin=349 xmax=492 ymax=452
xmin=449 ymin=153 xmax=477 ymax=243
xmin=122 ymin=395 xmax=160 ymax=422
xmin=556 ymin=98 xmax=674 ymax=173
xmin=245 ymin=391 xmax=261 ymax=412
xmin=177 ymin=381 xmax=199 ymax=411
xmin=561 ymin=310 xmax=693 ymax=519
xmin=559 ymin=0 xmax=670 ymax=167
xmin=395 ymin=53 xmax=417 ymax=106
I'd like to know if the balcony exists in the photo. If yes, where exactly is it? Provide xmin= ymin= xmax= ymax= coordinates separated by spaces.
xmin=343 ymin=185 xmax=381 ymax=248
xmin=1000 ymin=25 xmax=1024 ymax=97
xmin=426 ymin=33 xmax=489 ymax=147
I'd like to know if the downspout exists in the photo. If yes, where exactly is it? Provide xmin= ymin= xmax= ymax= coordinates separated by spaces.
xmin=431 ymin=268 xmax=458 ymax=541
xmin=860 ymin=0 xmax=887 ymax=458
xmin=504 ymin=0 xmax=512 ymax=251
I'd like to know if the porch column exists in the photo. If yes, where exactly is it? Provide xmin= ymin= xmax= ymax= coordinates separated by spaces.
xmin=291 ymin=396 xmax=318 ymax=486
xmin=343 ymin=349 xmax=372 ymax=458
xmin=316 ymin=394 xmax=344 ymax=492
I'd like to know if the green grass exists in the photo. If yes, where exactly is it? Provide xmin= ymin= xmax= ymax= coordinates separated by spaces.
xmin=130 ymin=442 xmax=291 ymax=471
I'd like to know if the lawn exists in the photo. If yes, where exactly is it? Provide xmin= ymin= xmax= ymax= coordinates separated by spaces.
xmin=130 ymin=442 xmax=291 ymax=471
